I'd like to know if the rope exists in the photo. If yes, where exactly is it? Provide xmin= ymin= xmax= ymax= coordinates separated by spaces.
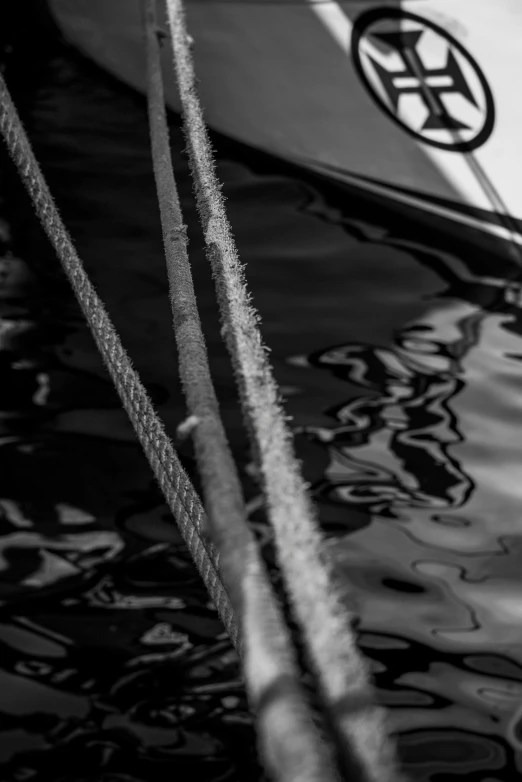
xmin=0 ymin=71 xmax=237 ymax=645
xmin=141 ymin=3 xmax=339 ymax=780
xmin=165 ymin=3 xmax=404 ymax=781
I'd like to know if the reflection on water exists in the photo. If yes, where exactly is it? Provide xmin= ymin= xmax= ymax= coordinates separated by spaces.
xmin=1 ymin=3 xmax=522 ymax=780
xmin=293 ymin=254 xmax=522 ymax=778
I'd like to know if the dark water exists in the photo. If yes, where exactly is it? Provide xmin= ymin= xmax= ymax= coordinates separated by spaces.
xmin=2 ymin=4 xmax=522 ymax=781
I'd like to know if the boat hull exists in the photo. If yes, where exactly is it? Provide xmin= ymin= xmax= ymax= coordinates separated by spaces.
xmin=48 ymin=0 xmax=522 ymax=260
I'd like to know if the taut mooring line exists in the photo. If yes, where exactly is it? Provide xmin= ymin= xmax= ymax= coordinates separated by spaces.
xmin=165 ymin=2 xmax=404 ymax=780
xmin=142 ymin=2 xmax=339 ymax=780
xmin=0 ymin=70 xmax=235 ymax=646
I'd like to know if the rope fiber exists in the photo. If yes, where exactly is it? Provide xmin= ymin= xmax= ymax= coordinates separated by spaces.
xmin=142 ymin=3 xmax=340 ymax=780
xmin=165 ymin=1 xmax=404 ymax=780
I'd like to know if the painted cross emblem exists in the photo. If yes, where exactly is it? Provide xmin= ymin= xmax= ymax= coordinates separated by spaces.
xmin=351 ymin=9 xmax=495 ymax=151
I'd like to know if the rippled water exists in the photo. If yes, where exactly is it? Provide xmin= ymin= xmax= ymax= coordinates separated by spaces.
xmin=1 ymin=3 xmax=522 ymax=780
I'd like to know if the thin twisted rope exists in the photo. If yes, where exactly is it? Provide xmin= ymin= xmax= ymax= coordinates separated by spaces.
xmin=0 ymin=71 xmax=238 ymax=648
xmin=165 ymin=3 xmax=405 ymax=781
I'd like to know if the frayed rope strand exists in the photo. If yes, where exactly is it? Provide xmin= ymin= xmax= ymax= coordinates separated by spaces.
xmin=0 ymin=70 xmax=237 ymax=646
xmin=142 ymin=4 xmax=340 ymax=780
xmin=165 ymin=2 xmax=406 ymax=781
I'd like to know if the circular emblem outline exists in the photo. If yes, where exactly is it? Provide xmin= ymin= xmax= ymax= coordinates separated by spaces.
xmin=351 ymin=8 xmax=495 ymax=152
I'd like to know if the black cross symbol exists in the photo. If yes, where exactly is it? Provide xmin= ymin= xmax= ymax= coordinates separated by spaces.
xmin=367 ymin=29 xmax=479 ymax=131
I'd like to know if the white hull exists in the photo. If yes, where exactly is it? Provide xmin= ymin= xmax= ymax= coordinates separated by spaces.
xmin=48 ymin=0 xmax=522 ymax=259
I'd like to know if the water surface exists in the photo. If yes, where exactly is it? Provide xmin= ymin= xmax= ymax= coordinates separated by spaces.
xmin=1 ymin=6 xmax=522 ymax=780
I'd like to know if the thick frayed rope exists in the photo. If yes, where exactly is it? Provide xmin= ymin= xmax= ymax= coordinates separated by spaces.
xmin=142 ymin=3 xmax=339 ymax=780
xmin=165 ymin=2 xmax=405 ymax=780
